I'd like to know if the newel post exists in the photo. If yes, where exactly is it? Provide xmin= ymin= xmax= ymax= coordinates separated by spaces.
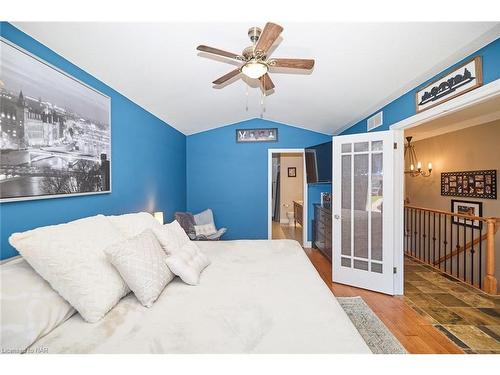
xmin=483 ymin=218 xmax=497 ymax=295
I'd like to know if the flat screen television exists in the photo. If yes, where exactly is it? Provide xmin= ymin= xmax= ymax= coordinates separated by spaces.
xmin=305 ymin=141 xmax=332 ymax=183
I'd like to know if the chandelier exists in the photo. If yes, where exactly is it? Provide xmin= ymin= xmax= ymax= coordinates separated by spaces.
xmin=404 ymin=136 xmax=432 ymax=177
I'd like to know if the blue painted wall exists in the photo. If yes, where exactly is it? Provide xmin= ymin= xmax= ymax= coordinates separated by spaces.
xmin=187 ymin=119 xmax=331 ymax=242
xmin=0 ymin=23 xmax=187 ymax=260
xmin=341 ymin=37 xmax=500 ymax=135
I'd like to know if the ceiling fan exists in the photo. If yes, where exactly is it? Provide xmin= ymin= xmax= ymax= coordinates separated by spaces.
xmin=196 ymin=22 xmax=315 ymax=92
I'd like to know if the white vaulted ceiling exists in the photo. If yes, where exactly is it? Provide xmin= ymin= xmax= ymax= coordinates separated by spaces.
xmin=12 ymin=22 xmax=500 ymax=135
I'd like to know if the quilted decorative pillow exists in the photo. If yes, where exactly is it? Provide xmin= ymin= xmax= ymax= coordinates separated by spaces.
xmin=152 ymin=220 xmax=191 ymax=255
xmin=194 ymin=223 xmax=217 ymax=237
xmin=107 ymin=212 xmax=161 ymax=238
xmin=1 ymin=257 xmax=76 ymax=352
xmin=9 ymin=215 xmax=130 ymax=323
xmin=165 ymin=241 xmax=211 ymax=285
xmin=105 ymin=229 xmax=174 ymax=307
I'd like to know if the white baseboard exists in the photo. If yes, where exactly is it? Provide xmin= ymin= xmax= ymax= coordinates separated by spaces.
xmin=303 ymin=241 xmax=312 ymax=248
xmin=280 ymin=219 xmax=291 ymax=224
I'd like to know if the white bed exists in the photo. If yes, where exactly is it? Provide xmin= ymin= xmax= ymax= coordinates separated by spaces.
xmin=26 ymin=240 xmax=370 ymax=354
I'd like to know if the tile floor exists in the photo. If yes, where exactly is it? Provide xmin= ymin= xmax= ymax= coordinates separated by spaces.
xmin=404 ymin=256 xmax=500 ymax=354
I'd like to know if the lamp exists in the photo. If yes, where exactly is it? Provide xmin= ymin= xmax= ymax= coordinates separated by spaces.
xmin=404 ymin=136 xmax=432 ymax=177
xmin=153 ymin=211 xmax=164 ymax=225
xmin=241 ymin=61 xmax=268 ymax=79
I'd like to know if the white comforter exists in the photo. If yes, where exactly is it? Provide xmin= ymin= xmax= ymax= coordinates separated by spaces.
xmin=29 ymin=240 xmax=370 ymax=353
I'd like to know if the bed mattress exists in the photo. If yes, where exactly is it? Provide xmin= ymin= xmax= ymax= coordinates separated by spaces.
xmin=29 ymin=240 xmax=370 ymax=353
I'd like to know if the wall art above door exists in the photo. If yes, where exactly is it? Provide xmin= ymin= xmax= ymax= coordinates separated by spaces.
xmin=416 ymin=56 xmax=482 ymax=113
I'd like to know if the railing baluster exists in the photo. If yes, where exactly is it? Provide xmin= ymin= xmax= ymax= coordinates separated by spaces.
xmin=479 ymin=223 xmax=482 ymax=289
xmin=463 ymin=220 xmax=467 ymax=282
xmin=427 ymin=211 xmax=430 ymax=263
xmin=455 ymin=217 xmax=460 ymax=279
xmin=438 ymin=213 xmax=442 ymax=270
xmin=470 ymin=225 xmax=474 ymax=287
xmin=450 ymin=214 xmax=453 ymax=275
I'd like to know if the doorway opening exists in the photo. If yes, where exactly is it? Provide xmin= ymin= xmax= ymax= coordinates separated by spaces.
xmin=268 ymin=149 xmax=307 ymax=246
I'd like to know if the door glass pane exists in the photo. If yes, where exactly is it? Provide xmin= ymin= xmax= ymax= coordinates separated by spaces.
xmin=354 ymin=259 xmax=369 ymax=271
xmin=341 ymin=257 xmax=351 ymax=268
xmin=371 ymin=152 xmax=383 ymax=262
xmin=341 ymin=155 xmax=351 ymax=256
xmin=371 ymin=262 xmax=382 ymax=273
xmin=371 ymin=140 xmax=383 ymax=151
xmin=354 ymin=142 xmax=369 ymax=152
xmin=353 ymin=154 xmax=369 ymax=259
xmin=341 ymin=143 xmax=352 ymax=153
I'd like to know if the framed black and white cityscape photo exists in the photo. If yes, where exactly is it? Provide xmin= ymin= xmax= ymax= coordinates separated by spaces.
xmin=0 ymin=39 xmax=111 ymax=202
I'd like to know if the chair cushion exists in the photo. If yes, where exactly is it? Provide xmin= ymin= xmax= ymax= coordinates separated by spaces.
xmin=104 ymin=229 xmax=174 ymax=307
xmin=1 ymin=257 xmax=76 ymax=352
xmin=194 ymin=223 xmax=217 ymax=237
xmin=174 ymin=212 xmax=196 ymax=239
xmin=9 ymin=215 xmax=129 ymax=323
xmin=193 ymin=209 xmax=215 ymax=226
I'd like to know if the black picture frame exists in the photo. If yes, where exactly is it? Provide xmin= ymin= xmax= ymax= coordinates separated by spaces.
xmin=236 ymin=128 xmax=278 ymax=143
xmin=441 ymin=170 xmax=496 ymax=199
xmin=288 ymin=167 xmax=297 ymax=177
xmin=451 ymin=199 xmax=483 ymax=229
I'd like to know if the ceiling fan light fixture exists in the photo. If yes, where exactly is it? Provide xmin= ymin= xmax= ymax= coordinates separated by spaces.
xmin=241 ymin=61 xmax=268 ymax=79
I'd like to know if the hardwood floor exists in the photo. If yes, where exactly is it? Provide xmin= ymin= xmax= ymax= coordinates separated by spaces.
xmin=303 ymin=247 xmax=464 ymax=354
xmin=272 ymin=221 xmax=303 ymax=245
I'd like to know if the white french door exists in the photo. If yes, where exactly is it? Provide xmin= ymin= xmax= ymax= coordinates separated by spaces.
xmin=333 ymin=130 xmax=400 ymax=295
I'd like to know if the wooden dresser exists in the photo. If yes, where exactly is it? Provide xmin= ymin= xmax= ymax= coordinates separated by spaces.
xmin=293 ymin=200 xmax=303 ymax=226
xmin=313 ymin=204 xmax=332 ymax=262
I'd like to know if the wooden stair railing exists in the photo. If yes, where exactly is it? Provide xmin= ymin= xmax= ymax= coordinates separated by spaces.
xmin=404 ymin=205 xmax=498 ymax=295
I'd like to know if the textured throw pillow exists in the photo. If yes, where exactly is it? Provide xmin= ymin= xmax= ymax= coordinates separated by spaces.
xmin=194 ymin=223 xmax=217 ymax=237
xmin=9 ymin=215 xmax=129 ymax=323
xmin=152 ymin=220 xmax=191 ymax=255
xmin=107 ymin=212 xmax=161 ymax=238
xmin=1 ymin=257 xmax=76 ymax=352
xmin=165 ymin=241 xmax=211 ymax=285
xmin=104 ymin=229 xmax=174 ymax=307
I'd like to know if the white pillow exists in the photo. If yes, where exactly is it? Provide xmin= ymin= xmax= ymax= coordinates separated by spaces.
xmin=194 ymin=223 xmax=217 ymax=237
xmin=152 ymin=220 xmax=191 ymax=255
xmin=9 ymin=215 xmax=130 ymax=323
xmin=104 ymin=229 xmax=174 ymax=307
xmin=165 ymin=241 xmax=211 ymax=285
xmin=107 ymin=212 xmax=161 ymax=238
xmin=1 ymin=257 xmax=75 ymax=353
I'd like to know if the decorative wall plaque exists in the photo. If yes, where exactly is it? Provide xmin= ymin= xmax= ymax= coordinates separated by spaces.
xmin=441 ymin=170 xmax=496 ymax=199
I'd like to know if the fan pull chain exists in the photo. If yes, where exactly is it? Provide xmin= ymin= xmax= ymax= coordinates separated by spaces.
xmin=260 ymin=90 xmax=266 ymax=118
xmin=245 ymin=83 xmax=249 ymax=112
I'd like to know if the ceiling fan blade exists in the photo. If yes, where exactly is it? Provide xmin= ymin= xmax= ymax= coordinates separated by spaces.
xmin=197 ymin=45 xmax=242 ymax=60
xmin=260 ymin=73 xmax=275 ymax=91
xmin=213 ymin=68 xmax=241 ymax=85
xmin=255 ymin=22 xmax=283 ymax=54
xmin=272 ymin=58 xmax=315 ymax=70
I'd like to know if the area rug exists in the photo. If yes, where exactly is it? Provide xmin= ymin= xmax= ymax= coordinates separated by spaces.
xmin=337 ymin=296 xmax=407 ymax=354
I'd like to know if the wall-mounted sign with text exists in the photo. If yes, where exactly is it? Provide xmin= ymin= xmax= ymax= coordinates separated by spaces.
xmin=415 ymin=56 xmax=483 ymax=113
